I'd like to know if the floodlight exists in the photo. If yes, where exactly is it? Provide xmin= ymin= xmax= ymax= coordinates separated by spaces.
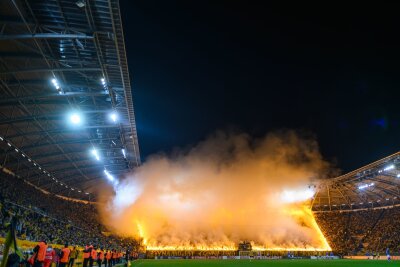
xmin=91 ymin=149 xmax=100 ymax=161
xmin=70 ymin=113 xmax=81 ymax=124
xmin=358 ymin=182 xmax=374 ymax=190
xmin=51 ymin=78 xmax=60 ymax=90
xmin=384 ymin=165 xmax=395 ymax=171
xmin=104 ymin=169 xmax=115 ymax=182
xmin=110 ymin=112 xmax=117 ymax=122
xmin=76 ymin=0 xmax=85 ymax=8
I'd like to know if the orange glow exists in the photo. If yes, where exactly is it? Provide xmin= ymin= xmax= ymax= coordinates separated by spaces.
xmin=100 ymin=132 xmax=332 ymax=252
xmin=137 ymin=205 xmax=331 ymax=252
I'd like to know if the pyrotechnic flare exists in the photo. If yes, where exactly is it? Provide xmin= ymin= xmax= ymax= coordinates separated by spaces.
xmin=100 ymin=131 xmax=331 ymax=251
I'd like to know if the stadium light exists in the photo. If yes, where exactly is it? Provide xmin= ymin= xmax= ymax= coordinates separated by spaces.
xmin=70 ymin=113 xmax=82 ymax=125
xmin=51 ymin=78 xmax=60 ymax=89
xmin=104 ymin=169 xmax=115 ymax=182
xmin=110 ymin=112 xmax=118 ymax=122
xmin=358 ymin=182 xmax=374 ymax=190
xmin=91 ymin=149 xmax=100 ymax=161
xmin=384 ymin=165 xmax=395 ymax=171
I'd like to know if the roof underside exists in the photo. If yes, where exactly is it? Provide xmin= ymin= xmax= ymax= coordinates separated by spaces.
xmin=0 ymin=0 xmax=140 ymax=200
xmin=312 ymin=152 xmax=400 ymax=212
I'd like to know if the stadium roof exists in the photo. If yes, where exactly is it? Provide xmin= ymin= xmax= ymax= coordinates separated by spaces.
xmin=0 ymin=0 xmax=140 ymax=200
xmin=312 ymin=151 xmax=400 ymax=212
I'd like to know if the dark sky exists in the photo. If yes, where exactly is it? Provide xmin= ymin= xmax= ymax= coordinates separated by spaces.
xmin=120 ymin=1 xmax=400 ymax=173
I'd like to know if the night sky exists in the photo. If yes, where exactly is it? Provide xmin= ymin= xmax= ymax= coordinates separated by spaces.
xmin=120 ymin=1 xmax=400 ymax=173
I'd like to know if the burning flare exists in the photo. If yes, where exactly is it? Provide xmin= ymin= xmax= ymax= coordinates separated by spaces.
xmin=100 ymin=131 xmax=331 ymax=251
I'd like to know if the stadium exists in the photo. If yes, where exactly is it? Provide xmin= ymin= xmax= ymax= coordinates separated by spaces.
xmin=1 ymin=1 xmax=400 ymax=267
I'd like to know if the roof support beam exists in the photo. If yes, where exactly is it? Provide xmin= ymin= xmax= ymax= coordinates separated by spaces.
xmin=0 ymin=67 xmax=101 ymax=75
xmin=0 ymin=92 xmax=108 ymax=105
xmin=0 ymin=33 xmax=94 ymax=40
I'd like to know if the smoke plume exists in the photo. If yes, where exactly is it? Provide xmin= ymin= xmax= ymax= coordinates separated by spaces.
xmin=100 ymin=131 xmax=331 ymax=250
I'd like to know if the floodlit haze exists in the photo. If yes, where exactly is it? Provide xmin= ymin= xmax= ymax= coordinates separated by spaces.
xmin=100 ymin=131 xmax=330 ymax=250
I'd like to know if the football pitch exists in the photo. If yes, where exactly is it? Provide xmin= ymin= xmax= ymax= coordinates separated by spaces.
xmin=131 ymin=259 xmax=400 ymax=267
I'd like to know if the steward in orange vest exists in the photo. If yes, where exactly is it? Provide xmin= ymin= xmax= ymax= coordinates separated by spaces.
xmin=82 ymin=245 xmax=93 ymax=267
xmin=97 ymin=248 xmax=104 ymax=267
xmin=33 ymin=240 xmax=48 ymax=267
xmin=59 ymin=244 xmax=71 ymax=267
xmin=89 ymin=246 xmax=97 ymax=267
xmin=111 ymin=250 xmax=117 ymax=266
xmin=105 ymin=250 xmax=112 ymax=267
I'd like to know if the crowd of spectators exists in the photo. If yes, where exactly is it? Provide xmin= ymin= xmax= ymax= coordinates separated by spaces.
xmin=0 ymin=173 xmax=138 ymax=252
xmin=5 ymin=171 xmax=400 ymax=257
xmin=315 ymin=207 xmax=400 ymax=255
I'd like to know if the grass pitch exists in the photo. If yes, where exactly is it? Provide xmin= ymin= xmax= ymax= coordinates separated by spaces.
xmin=131 ymin=259 xmax=399 ymax=267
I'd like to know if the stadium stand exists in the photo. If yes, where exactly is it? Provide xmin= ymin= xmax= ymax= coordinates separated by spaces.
xmin=316 ymin=206 xmax=400 ymax=256
xmin=0 ymin=173 xmax=138 ymax=250
xmin=314 ymin=152 xmax=400 ymax=256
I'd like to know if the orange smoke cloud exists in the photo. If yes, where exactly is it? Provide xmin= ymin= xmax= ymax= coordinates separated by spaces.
xmin=100 ymin=131 xmax=331 ymax=251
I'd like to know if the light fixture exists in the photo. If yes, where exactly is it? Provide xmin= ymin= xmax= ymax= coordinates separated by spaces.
xmin=51 ymin=78 xmax=61 ymax=92
xmin=110 ymin=112 xmax=117 ymax=122
xmin=91 ymin=149 xmax=100 ymax=161
xmin=70 ymin=113 xmax=81 ymax=125
xmin=358 ymin=183 xmax=374 ymax=190
xmin=76 ymin=0 xmax=85 ymax=8
xmin=384 ymin=165 xmax=395 ymax=171
xmin=104 ymin=169 xmax=115 ymax=182
xmin=121 ymin=148 xmax=126 ymax=159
